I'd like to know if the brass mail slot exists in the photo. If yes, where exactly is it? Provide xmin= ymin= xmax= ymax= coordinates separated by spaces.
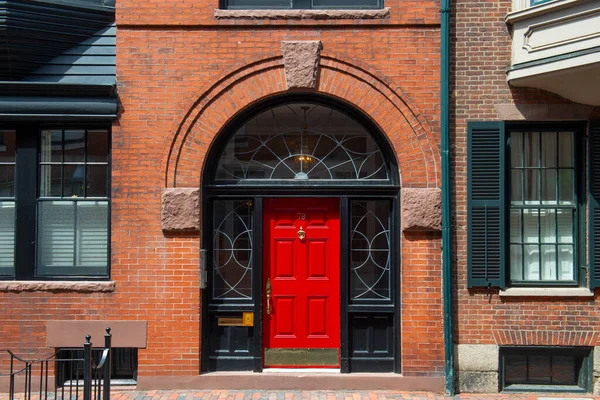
xmin=217 ymin=313 xmax=254 ymax=327
xmin=217 ymin=317 xmax=244 ymax=326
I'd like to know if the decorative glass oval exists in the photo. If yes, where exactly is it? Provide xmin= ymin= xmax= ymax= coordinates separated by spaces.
xmin=215 ymin=103 xmax=388 ymax=181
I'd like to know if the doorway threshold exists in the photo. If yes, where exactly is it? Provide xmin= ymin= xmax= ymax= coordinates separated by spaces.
xmin=263 ymin=368 xmax=341 ymax=373
xmin=136 ymin=372 xmax=444 ymax=392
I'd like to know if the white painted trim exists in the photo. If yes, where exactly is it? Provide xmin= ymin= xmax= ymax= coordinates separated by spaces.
xmin=506 ymin=51 xmax=600 ymax=81
xmin=506 ymin=0 xmax=594 ymax=24
xmin=499 ymin=287 xmax=594 ymax=297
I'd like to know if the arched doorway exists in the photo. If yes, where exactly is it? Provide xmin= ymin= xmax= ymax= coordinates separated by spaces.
xmin=201 ymin=95 xmax=400 ymax=373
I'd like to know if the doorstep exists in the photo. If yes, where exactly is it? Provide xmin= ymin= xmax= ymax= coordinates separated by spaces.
xmin=136 ymin=372 xmax=445 ymax=392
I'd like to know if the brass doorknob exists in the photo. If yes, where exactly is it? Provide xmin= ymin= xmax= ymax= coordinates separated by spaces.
xmin=265 ymin=278 xmax=272 ymax=315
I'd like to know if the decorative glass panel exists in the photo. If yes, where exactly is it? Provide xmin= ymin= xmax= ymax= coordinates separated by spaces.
xmin=350 ymin=200 xmax=390 ymax=301
xmin=213 ymin=200 xmax=253 ymax=300
xmin=37 ymin=201 xmax=109 ymax=276
xmin=215 ymin=103 xmax=387 ymax=181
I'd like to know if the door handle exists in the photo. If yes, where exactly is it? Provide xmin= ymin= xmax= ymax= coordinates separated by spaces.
xmin=265 ymin=278 xmax=272 ymax=315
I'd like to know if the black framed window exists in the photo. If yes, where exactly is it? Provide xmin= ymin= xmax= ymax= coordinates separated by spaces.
xmin=0 ymin=125 xmax=110 ymax=280
xmin=508 ymin=129 xmax=580 ymax=284
xmin=0 ymin=130 xmax=16 ymax=276
xmin=222 ymin=0 xmax=383 ymax=10
xmin=501 ymin=347 xmax=592 ymax=392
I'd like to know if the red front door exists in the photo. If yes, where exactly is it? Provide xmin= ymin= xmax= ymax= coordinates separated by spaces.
xmin=263 ymin=198 xmax=340 ymax=367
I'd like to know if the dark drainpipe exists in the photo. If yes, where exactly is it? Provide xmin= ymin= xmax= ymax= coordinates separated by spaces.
xmin=440 ymin=0 xmax=455 ymax=394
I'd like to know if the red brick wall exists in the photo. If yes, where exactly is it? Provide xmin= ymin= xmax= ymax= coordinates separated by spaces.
xmin=452 ymin=0 xmax=600 ymax=347
xmin=0 ymin=0 xmax=444 ymax=380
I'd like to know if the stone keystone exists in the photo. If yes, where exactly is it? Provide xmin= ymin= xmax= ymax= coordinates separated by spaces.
xmin=401 ymin=188 xmax=442 ymax=232
xmin=161 ymin=188 xmax=200 ymax=232
xmin=281 ymin=40 xmax=322 ymax=89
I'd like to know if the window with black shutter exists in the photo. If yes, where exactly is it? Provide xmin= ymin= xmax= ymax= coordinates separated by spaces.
xmin=467 ymin=122 xmax=590 ymax=288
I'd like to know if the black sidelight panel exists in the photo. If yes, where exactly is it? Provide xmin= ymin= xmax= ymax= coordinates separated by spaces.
xmin=348 ymin=313 xmax=393 ymax=372
xmin=208 ymin=314 xmax=254 ymax=371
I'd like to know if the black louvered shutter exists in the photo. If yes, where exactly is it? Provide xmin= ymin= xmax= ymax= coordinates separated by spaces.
xmin=589 ymin=121 xmax=600 ymax=289
xmin=467 ymin=122 xmax=506 ymax=288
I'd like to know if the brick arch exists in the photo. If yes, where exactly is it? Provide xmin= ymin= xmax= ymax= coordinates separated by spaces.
xmin=165 ymin=54 xmax=439 ymax=189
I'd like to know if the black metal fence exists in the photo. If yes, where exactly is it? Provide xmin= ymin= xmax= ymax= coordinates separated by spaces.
xmin=1 ymin=327 xmax=112 ymax=400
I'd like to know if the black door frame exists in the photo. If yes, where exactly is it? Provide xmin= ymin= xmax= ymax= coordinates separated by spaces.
xmin=199 ymin=94 xmax=401 ymax=374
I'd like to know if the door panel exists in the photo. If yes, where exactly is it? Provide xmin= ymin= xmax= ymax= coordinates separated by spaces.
xmin=263 ymin=198 xmax=340 ymax=367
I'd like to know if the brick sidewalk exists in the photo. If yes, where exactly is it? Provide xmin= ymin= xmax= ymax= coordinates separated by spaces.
xmin=106 ymin=390 xmax=594 ymax=400
xmin=2 ymin=390 xmax=600 ymax=400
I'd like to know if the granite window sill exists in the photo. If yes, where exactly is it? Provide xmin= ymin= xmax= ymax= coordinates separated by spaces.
xmin=214 ymin=8 xmax=390 ymax=20
xmin=499 ymin=287 xmax=594 ymax=298
xmin=0 ymin=281 xmax=116 ymax=293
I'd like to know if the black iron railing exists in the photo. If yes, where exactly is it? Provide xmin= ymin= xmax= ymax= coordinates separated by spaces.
xmin=1 ymin=327 xmax=112 ymax=400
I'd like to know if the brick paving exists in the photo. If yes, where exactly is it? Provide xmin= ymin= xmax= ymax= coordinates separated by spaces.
xmin=106 ymin=391 xmax=598 ymax=400
xmin=2 ymin=390 xmax=600 ymax=400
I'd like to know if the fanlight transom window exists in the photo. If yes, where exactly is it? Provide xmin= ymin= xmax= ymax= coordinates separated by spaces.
xmin=215 ymin=103 xmax=388 ymax=181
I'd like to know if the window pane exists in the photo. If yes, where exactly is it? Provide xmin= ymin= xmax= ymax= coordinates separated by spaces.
xmin=511 ymin=170 xmax=523 ymax=205
xmin=529 ymin=355 xmax=552 ymax=384
xmin=38 ymin=201 xmax=75 ymax=268
xmin=552 ymin=356 xmax=577 ymax=385
xmin=524 ymin=244 xmax=540 ymax=280
xmin=511 ymin=132 xmax=523 ymax=167
xmin=524 ymin=169 xmax=540 ymax=203
xmin=213 ymin=200 xmax=253 ymax=300
xmin=40 ymin=165 xmax=62 ymax=197
xmin=524 ymin=131 xmax=540 ymax=167
xmin=37 ymin=201 xmax=108 ymax=275
xmin=541 ymin=132 xmax=556 ymax=168
xmin=558 ymin=169 xmax=574 ymax=205
xmin=540 ymin=209 xmax=555 ymax=243
xmin=541 ymin=245 xmax=556 ymax=280
xmin=41 ymin=130 xmax=62 ymax=163
xmin=557 ymin=209 xmax=573 ymax=243
xmin=87 ymin=130 xmax=109 ymax=162
xmin=0 ymin=165 xmax=15 ymax=197
xmin=523 ymin=209 xmax=539 ymax=243
xmin=541 ymin=169 xmax=557 ymax=204
xmin=0 ymin=201 xmax=15 ymax=275
xmin=350 ymin=200 xmax=391 ymax=301
xmin=64 ymin=130 xmax=85 ymax=162
xmin=558 ymin=245 xmax=574 ymax=281
xmin=558 ymin=131 xmax=574 ymax=168
xmin=510 ymin=245 xmax=523 ymax=281
xmin=87 ymin=165 xmax=108 ymax=197
xmin=0 ymin=130 xmax=16 ymax=162
xmin=64 ymin=165 xmax=85 ymax=197
xmin=76 ymin=201 xmax=109 ymax=267
xmin=505 ymin=355 xmax=527 ymax=384
xmin=510 ymin=209 xmax=522 ymax=242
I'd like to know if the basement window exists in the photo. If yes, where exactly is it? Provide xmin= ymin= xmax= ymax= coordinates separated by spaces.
xmin=501 ymin=347 xmax=592 ymax=392
xmin=56 ymin=348 xmax=138 ymax=386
